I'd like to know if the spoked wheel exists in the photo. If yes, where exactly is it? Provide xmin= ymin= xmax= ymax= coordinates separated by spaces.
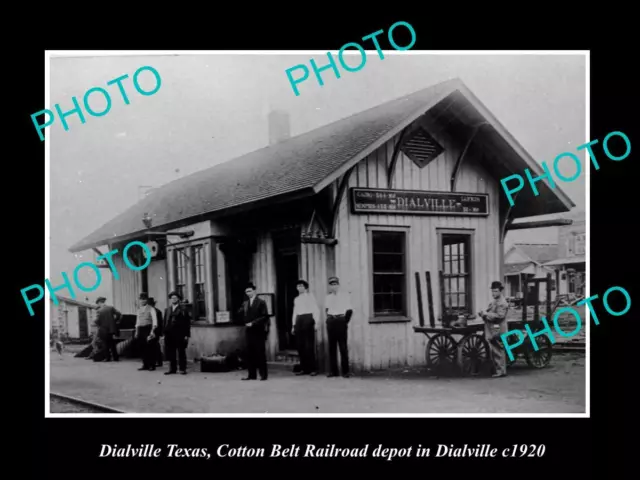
xmin=426 ymin=333 xmax=458 ymax=374
xmin=525 ymin=333 xmax=553 ymax=369
xmin=458 ymin=334 xmax=491 ymax=376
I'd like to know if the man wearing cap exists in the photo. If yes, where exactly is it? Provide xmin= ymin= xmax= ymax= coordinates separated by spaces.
xmin=325 ymin=277 xmax=353 ymax=378
xmin=95 ymin=297 xmax=121 ymax=362
xmin=163 ymin=291 xmax=191 ymax=375
xmin=238 ymin=283 xmax=270 ymax=381
xmin=291 ymin=279 xmax=320 ymax=376
xmin=135 ymin=293 xmax=159 ymax=371
xmin=147 ymin=297 xmax=164 ymax=367
xmin=478 ymin=281 xmax=509 ymax=378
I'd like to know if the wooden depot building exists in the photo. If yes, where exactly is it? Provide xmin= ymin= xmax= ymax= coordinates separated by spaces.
xmin=69 ymin=78 xmax=575 ymax=373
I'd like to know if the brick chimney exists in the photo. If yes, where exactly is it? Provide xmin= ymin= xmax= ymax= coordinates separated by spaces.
xmin=268 ymin=110 xmax=290 ymax=145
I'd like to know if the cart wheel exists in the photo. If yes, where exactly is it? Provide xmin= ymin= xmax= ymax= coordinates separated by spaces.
xmin=524 ymin=334 xmax=553 ymax=369
xmin=458 ymin=334 xmax=491 ymax=376
xmin=426 ymin=333 xmax=458 ymax=373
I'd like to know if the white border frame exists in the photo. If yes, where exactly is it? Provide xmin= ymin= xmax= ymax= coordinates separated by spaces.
xmin=45 ymin=50 xmax=590 ymax=418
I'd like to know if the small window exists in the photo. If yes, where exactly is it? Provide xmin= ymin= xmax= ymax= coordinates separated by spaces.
xmin=574 ymin=233 xmax=585 ymax=255
xmin=371 ymin=230 xmax=407 ymax=317
xmin=193 ymin=245 xmax=207 ymax=320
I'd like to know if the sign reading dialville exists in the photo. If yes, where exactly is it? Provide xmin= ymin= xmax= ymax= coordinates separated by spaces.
xmin=350 ymin=188 xmax=489 ymax=216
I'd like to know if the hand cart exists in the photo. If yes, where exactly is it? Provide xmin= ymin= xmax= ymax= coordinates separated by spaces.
xmin=412 ymin=271 xmax=554 ymax=377
xmin=413 ymin=318 xmax=553 ymax=376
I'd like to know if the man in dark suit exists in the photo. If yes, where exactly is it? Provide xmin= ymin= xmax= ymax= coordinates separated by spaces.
xmin=163 ymin=291 xmax=191 ymax=375
xmin=95 ymin=297 xmax=121 ymax=362
xmin=148 ymin=297 xmax=164 ymax=367
xmin=238 ymin=283 xmax=270 ymax=381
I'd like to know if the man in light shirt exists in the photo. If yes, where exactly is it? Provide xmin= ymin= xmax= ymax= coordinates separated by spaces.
xmin=325 ymin=277 xmax=353 ymax=378
xmin=291 ymin=279 xmax=319 ymax=376
xmin=134 ymin=292 xmax=158 ymax=371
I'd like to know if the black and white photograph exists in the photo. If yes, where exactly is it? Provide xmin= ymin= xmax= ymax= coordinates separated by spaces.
xmin=46 ymin=51 xmax=587 ymax=415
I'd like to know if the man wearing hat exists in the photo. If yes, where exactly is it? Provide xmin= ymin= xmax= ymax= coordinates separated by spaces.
xmin=325 ymin=277 xmax=353 ymax=378
xmin=291 ymin=279 xmax=320 ymax=376
xmin=147 ymin=297 xmax=164 ymax=367
xmin=95 ymin=297 xmax=121 ymax=362
xmin=478 ymin=281 xmax=509 ymax=378
xmin=135 ymin=293 xmax=159 ymax=371
xmin=237 ymin=282 xmax=270 ymax=381
xmin=163 ymin=291 xmax=191 ymax=375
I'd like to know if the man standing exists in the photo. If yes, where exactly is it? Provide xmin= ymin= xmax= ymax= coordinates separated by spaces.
xmin=148 ymin=298 xmax=164 ymax=367
xmin=478 ymin=281 xmax=509 ymax=378
xmin=163 ymin=291 xmax=191 ymax=375
xmin=135 ymin=293 xmax=158 ymax=371
xmin=238 ymin=283 xmax=270 ymax=381
xmin=95 ymin=297 xmax=121 ymax=362
xmin=325 ymin=277 xmax=353 ymax=378
xmin=291 ymin=279 xmax=320 ymax=376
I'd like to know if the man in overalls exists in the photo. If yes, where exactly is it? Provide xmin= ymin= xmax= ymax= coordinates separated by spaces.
xmin=478 ymin=281 xmax=509 ymax=378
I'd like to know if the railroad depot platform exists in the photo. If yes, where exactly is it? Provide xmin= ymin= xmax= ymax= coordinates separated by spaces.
xmin=49 ymin=351 xmax=586 ymax=414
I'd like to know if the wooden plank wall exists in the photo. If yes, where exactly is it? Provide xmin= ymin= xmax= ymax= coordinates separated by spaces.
xmin=300 ymin=233 xmax=330 ymax=371
xmin=251 ymin=232 xmax=278 ymax=360
xmin=111 ymin=252 xmax=142 ymax=315
xmin=334 ymin=127 xmax=501 ymax=372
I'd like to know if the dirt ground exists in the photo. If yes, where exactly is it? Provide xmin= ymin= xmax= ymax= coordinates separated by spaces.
xmin=49 ymin=350 xmax=586 ymax=414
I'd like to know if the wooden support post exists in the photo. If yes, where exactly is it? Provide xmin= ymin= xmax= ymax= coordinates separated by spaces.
xmin=425 ymin=271 xmax=435 ymax=328
xmin=522 ymin=279 xmax=528 ymax=323
xmin=415 ymin=272 xmax=425 ymax=327
xmin=546 ymin=272 xmax=552 ymax=319
xmin=533 ymin=283 xmax=540 ymax=323
xmin=439 ymin=270 xmax=446 ymax=326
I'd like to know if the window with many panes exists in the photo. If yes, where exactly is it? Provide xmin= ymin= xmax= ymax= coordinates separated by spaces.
xmin=370 ymin=228 xmax=408 ymax=317
xmin=193 ymin=244 xmax=207 ymax=320
xmin=175 ymin=247 xmax=187 ymax=301
xmin=440 ymin=231 xmax=473 ymax=317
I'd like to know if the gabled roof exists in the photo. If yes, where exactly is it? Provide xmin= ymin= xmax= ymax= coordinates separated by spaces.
xmin=513 ymin=243 xmax=559 ymax=264
xmin=69 ymin=78 xmax=575 ymax=253
xmin=504 ymin=262 xmax=535 ymax=275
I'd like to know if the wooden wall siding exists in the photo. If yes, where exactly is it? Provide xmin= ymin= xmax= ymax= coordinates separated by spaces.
xmin=250 ymin=232 xmax=278 ymax=360
xmin=111 ymin=252 xmax=142 ymax=314
xmin=334 ymin=128 xmax=501 ymax=371
xmin=148 ymin=259 xmax=168 ymax=313
xmin=300 ymin=237 xmax=330 ymax=371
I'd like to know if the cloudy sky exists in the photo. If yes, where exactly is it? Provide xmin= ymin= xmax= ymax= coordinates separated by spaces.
xmin=49 ymin=53 xmax=586 ymax=303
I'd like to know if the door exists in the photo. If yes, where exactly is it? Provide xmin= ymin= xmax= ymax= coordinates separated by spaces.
xmin=274 ymin=231 xmax=300 ymax=351
xmin=78 ymin=307 xmax=89 ymax=338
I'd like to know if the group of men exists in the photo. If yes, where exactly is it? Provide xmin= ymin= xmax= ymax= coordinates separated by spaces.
xmin=90 ymin=291 xmax=192 ymax=375
xmin=87 ymin=277 xmax=509 ymax=380
xmin=238 ymin=277 xmax=353 ymax=381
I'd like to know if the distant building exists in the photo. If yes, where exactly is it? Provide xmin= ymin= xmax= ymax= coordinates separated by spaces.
xmin=542 ymin=210 xmax=585 ymax=298
xmin=50 ymin=296 xmax=97 ymax=339
xmin=504 ymin=243 xmax=558 ymax=302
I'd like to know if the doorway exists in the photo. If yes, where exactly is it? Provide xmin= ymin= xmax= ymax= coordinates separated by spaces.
xmin=274 ymin=231 xmax=300 ymax=351
xmin=78 ymin=307 xmax=89 ymax=338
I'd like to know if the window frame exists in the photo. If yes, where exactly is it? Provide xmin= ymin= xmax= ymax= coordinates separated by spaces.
xmin=366 ymin=224 xmax=411 ymax=324
xmin=436 ymin=228 xmax=475 ymax=320
xmin=167 ymin=239 xmax=216 ymax=325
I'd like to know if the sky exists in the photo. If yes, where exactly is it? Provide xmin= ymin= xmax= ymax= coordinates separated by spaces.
xmin=49 ymin=53 xmax=586 ymax=303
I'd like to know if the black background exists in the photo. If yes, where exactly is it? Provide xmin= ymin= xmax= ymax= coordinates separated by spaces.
xmin=13 ymin=10 xmax=633 ymax=478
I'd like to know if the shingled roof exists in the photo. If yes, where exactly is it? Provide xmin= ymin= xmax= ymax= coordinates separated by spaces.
xmin=69 ymin=78 xmax=575 ymax=253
